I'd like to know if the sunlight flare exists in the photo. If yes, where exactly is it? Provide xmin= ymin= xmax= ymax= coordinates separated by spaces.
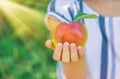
xmin=0 ymin=0 xmax=46 ymax=42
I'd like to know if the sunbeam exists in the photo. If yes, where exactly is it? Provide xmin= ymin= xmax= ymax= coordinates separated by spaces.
xmin=0 ymin=0 xmax=47 ymax=43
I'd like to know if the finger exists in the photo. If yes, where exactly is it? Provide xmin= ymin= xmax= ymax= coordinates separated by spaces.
xmin=70 ymin=43 xmax=79 ymax=62
xmin=77 ymin=46 xmax=85 ymax=57
xmin=45 ymin=39 xmax=54 ymax=50
xmin=53 ymin=43 xmax=62 ymax=61
xmin=62 ymin=42 xmax=70 ymax=63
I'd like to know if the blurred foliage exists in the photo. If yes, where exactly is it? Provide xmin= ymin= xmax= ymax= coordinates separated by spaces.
xmin=0 ymin=0 xmax=57 ymax=79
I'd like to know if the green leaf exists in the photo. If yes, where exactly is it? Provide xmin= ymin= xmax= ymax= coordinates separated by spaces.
xmin=73 ymin=13 xmax=98 ymax=22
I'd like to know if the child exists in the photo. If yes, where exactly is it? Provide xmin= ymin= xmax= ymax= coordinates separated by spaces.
xmin=45 ymin=0 xmax=120 ymax=79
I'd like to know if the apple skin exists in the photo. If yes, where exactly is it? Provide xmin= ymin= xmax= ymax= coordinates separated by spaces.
xmin=53 ymin=22 xmax=88 ymax=47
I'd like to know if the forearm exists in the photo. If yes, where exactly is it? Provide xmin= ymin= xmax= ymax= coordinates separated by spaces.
xmin=63 ymin=56 xmax=87 ymax=79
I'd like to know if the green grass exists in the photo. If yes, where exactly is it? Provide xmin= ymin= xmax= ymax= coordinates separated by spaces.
xmin=0 ymin=0 xmax=57 ymax=79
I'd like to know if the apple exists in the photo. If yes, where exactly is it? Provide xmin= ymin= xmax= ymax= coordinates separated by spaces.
xmin=49 ymin=13 xmax=98 ymax=47
xmin=54 ymin=22 xmax=88 ymax=47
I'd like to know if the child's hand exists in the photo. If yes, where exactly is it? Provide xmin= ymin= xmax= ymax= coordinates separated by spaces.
xmin=45 ymin=39 xmax=85 ymax=63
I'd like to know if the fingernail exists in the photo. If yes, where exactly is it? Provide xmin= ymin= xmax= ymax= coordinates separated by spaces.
xmin=78 ymin=46 xmax=82 ymax=49
xmin=64 ymin=42 xmax=69 ymax=46
xmin=70 ymin=43 xmax=76 ymax=48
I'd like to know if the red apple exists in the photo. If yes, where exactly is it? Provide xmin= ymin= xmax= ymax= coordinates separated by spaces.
xmin=48 ymin=13 xmax=97 ymax=47
xmin=54 ymin=22 xmax=88 ymax=47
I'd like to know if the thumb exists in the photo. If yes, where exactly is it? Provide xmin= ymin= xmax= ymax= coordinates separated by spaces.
xmin=45 ymin=39 xmax=55 ymax=50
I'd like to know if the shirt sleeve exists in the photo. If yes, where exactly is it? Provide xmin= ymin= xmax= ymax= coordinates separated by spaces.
xmin=45 ymin=0 xmax=81 ymax=26
xmin=57 ymin=62 xmax=66 ymax=79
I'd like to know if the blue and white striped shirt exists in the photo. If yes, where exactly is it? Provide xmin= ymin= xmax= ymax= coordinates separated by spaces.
xmin=45 ymin=0 xmax=120 ymax=79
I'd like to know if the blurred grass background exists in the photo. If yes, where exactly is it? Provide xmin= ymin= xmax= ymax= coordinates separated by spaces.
xmin=0 ymin=0 xmax=57 ymax=79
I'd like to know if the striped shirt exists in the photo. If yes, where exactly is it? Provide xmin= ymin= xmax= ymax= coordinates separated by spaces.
xmin=45 ymin=0 xmax=120 ymax=79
